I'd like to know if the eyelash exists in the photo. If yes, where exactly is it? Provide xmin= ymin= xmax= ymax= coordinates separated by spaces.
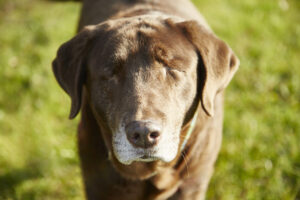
xmin=167 ymin=69 xmax=178 ymax=80
xmin=99 ymin=68 xmax=118 ymax=81
xmin=165 ymin=66 xmax=185 ymax=80
xmin=99 ymin=61 xmax=123 ymax=80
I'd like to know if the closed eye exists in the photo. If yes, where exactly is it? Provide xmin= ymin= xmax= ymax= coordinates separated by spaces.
xmin=99 ymin=60 xmax=123 ymax=81
xmin=165 ymin=66 xmax=185 ymax=80
xmin=168 ymin=67 xmax=185 ymax=73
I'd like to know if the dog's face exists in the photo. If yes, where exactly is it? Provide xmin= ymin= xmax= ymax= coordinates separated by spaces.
xmin=87 ymin=17 xmax=198 ymax=166
xmin=53 ymin=16 xmax=239 ymax=179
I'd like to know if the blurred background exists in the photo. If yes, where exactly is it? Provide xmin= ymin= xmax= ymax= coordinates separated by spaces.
xmin=0 ymin=0 xmax=299 ymax=199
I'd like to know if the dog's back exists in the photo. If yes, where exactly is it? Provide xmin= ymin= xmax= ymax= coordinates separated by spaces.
xmin=78 ymin=0 xmax=209 ymax=30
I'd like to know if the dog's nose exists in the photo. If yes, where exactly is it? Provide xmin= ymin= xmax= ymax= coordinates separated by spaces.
xmin=125 ymin=121 xmax=161 ymax=148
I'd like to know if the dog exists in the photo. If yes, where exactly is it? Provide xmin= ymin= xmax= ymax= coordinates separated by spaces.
xmin=52 ymin=0 xmax=239 ymax=199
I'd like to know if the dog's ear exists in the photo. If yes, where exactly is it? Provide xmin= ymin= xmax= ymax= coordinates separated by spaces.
xmin=177 ymin=21 xmax=239 ymax=117
xmin=52 ymin=26 xmax=99 ymax=119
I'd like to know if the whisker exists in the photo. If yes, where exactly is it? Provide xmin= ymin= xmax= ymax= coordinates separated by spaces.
xmin=181 ymin=151 xmax=189 ymax=178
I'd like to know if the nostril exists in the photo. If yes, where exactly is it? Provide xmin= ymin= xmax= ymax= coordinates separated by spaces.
xmin=132 ymin=132 xmax=140 ymax=142
xmin=149 ymin=131 xmax=160 ymax=140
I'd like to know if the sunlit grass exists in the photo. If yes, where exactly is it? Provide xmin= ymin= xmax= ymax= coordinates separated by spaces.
xmin=0 ymin=0 xmax=299 ymax=199
xmin=0 ymin=0 xmax=84 ymax=199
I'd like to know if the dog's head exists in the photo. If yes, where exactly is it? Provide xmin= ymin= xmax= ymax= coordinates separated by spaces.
xmin=53 ymin=16 xmax=239 ymax=179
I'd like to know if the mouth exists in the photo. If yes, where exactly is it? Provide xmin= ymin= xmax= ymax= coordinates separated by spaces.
xmin=113 ymin=148 xmax=165 ymax=165
xmin=136 ymin=155 xmax=160 ymax=162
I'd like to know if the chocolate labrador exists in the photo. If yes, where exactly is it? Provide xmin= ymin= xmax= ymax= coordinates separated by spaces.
xmin=52 ymin=0 xmax=239 ymax=199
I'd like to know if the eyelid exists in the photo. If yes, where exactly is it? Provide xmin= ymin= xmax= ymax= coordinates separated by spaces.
xmin=164 ymin=65 xmax=186 ymax=73
xmin=164 ymin=66 xmax=185 ymax=81
xmin=99 ymin=66 xmax=119 ymax=81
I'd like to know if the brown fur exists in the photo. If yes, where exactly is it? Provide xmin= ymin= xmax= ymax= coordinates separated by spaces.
xmin=52 ymin=0 xmax=239 ymax=199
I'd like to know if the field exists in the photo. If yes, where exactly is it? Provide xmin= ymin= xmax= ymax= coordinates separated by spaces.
xmin=0 ymin=0 xmax=299 ymax=199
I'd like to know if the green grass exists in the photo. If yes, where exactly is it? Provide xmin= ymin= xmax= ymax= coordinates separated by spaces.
xmin=0 ymin=0 xmax=299 ymax=199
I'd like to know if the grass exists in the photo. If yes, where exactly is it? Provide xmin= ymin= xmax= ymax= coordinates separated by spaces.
xmin=0 ymin=0 xmax=299 ymax=199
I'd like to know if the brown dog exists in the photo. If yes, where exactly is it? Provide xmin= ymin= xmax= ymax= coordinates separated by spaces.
xmin=52 ymin=0 xmax=239 ymax=199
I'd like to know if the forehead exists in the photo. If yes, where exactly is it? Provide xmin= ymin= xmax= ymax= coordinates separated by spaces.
xmin=89 ymin=16 xmax=196 ymax=70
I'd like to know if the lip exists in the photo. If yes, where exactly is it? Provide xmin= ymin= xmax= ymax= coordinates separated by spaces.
xmin=137 ymin=155 xmax=160 ymax=162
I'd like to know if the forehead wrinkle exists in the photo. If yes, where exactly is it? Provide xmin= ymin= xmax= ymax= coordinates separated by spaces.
xmin=107 ymin=16 xmax=175 ymax=64
xmin=149 ymin=34 xmax=196 ymax=71
xmin=113 ymin=34 xmax=138 ymax=62
xmin=112 ymin=24 xmax=154 ymax=62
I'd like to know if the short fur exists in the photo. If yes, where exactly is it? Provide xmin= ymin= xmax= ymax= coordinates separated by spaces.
xmin=52 ymin=0 xmax=239 ymax=199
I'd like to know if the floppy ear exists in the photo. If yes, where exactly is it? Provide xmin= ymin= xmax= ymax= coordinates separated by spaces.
xmin=178 ymin=21 xmax=239 ymax=117
xmin=52 ymin=26 xmax=98 ymax=119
